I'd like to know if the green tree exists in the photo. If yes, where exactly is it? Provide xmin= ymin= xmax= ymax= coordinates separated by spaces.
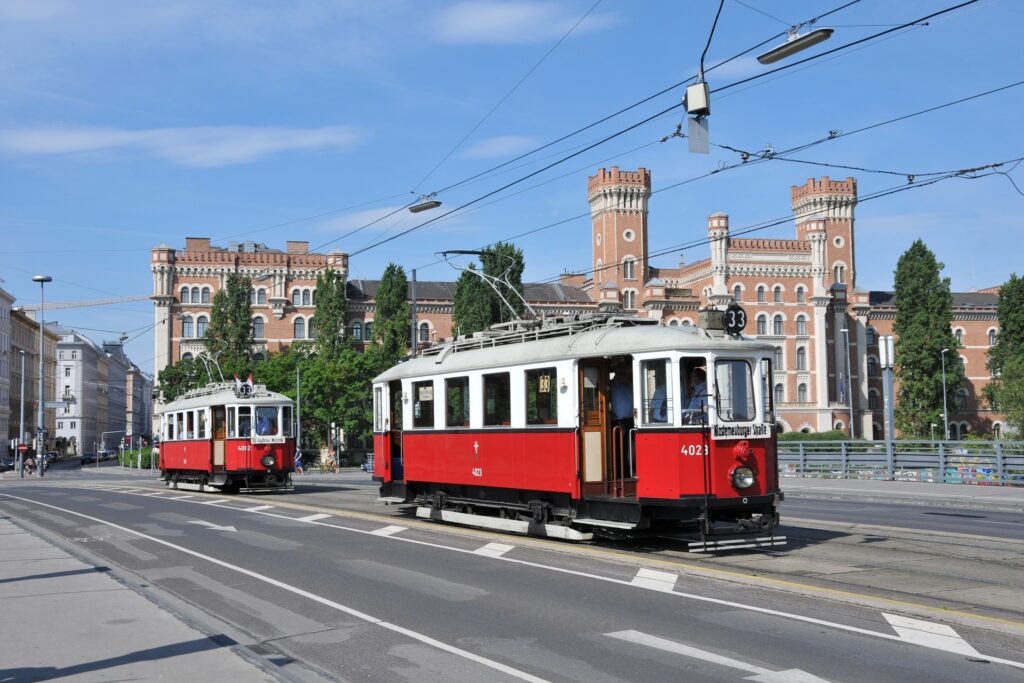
xmin=892 ymin=240 xmax=965 ymax=437
xmin=373 ymin=263 xmax=410 ymax=366
xmin=481 ymin=241 xmax=525 ymax=323
xmin=452 ymin=264 xmax=492 ymax=336
xmin=987 ymin=274 xmax=1024 ymax=432
xmin=206 ymin=273 xmax=255 ymax=369
xmin=313 ymin=267 xmax=347 ymax=360
xmin=156 ymin=357 xmax=205 ymax=402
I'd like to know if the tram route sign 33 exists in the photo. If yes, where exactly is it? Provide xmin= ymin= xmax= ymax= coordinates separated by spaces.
xmin=724 ymin=303 xmax=747 ymax=336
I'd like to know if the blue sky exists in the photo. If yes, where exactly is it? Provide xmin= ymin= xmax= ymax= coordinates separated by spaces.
xmin=1 ymin=0 xmax=1021 ymax=375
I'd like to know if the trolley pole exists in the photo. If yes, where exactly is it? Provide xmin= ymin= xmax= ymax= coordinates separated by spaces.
xmin=410 ymin=268 xmax=418 ymax=356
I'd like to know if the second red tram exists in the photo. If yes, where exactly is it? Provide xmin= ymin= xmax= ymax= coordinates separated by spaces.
xmin=373 ymin=312 xmax=784 ymax=549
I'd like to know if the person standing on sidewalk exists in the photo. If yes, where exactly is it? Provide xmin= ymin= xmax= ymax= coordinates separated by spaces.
xmin=294 ymin=448 xmax=304 ymax=475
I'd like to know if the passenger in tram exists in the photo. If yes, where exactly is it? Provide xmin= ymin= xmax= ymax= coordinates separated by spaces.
xmin=257 ymin=412 xmax=276 ymax=436
xmin=609 ymin=360 xmax=634 ymax=431
xmin=682 ymin=365 xmax=708 ymax=424
xmin=649 ymin=383 xmax=668 ymax=423
xmin=239 ymin=415 xmax=252 ymax=437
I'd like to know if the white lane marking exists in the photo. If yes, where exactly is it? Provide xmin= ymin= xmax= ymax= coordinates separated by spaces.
xmin=296 ymin=513 xmax=331 ymax=523
xmin=187 ymin=520 xmax=238 ymax=532
xmin=200 ymin=498 xmax=229 ymax=505
xmin=171 ymin=495 xmax=195 ymax=500
xmin=883 ymin=614 xmax=982 ymax=657
xmin=245 ymin=505 xmax=275 ymax=512
xmin=369 ymin=524 xmax=407 ymax=537
xmin=142 ymin=492 xmax=164 ymax=497
xmin=606 ymin=631 xmax=829 ymax=682
xmin=630 ymin=568 xmax=678 ymax=592
xmin=474 ymin=542 xmax=515 ymax=558
xmin=3 ymin=495 xmax=550 ymax=683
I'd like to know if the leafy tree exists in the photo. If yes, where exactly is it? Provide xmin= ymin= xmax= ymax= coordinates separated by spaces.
xmin=452 ymin=264 xmax=492 ymax=336
xmin=481 ymin=241 xmax=525 ymax=323
xmin=986 ymin=274 xmax=1024 ymax=431
xmin=156 ymin=357 xmax=205 ymax=402
xmin=892 ymin=240 xmax=965 ymax=437
xmin=373 ymin=263 xmax=410 ymax=366
xmin=206 ymin=273 xmax=254 ymax=368
xmin=313 ymin=267 xmax=347 ymax=360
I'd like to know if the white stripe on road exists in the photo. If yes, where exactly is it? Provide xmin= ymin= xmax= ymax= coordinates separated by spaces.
xmin=606 ymin=630 xmax=829 ymax=682
xmin=369 ymin=524 xmax=407 ymax=536
xmin=142 ymin=492 xmax=164 ymax=497
xmin=474 ymin=542 xmax=515 ymax=558
xmin=4 ymin=494 xmax=550 ymax=683
xmin=200 ymin=499 xmax=229 ymax=505
xmin=630 ymin=568 xmax=678 ymax=592
xmin=296 ymin=513 xmax=332 ymax=523
xmin=245 ymin=505 xmax=275 ymax=512
xmin=883 ymin=614 xmax=982 ymax=657
xmin=171 ymin=495 xmax=195 ymax=500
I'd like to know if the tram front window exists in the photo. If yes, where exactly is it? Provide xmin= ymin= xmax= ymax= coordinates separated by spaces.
xmin=256 ymin=407 xmax=278 ymax=435
xmin=238 ymin=407 xmax=252 ymax=437
xmin=641 ymin=359 xmax=672 ymax=425
xmin=715 ymin=360 xmax=756 ymax=422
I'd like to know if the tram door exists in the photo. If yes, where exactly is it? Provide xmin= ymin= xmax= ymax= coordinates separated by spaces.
xmin=212 ymin=406 xmax=226 ymax=472
xmin=579 ymin=360 xmax=607 ymax=493
xmin=389 ymin=380 xmax=404 ymax=480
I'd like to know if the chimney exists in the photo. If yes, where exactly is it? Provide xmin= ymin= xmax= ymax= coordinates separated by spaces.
xmin=185 ymin=237 xmax=211 ymax=252
xmin=286 ymin=240 xmax=309 ymax=255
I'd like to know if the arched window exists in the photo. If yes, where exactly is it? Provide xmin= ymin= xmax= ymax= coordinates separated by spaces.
xmin=182 ymin=352 xmax=193 ymax=361
xmin=196 ymin=315 xmax=208 ymax=337
xmin=302 ymin=289 xmax=311 ymax=306
xmin=308 ymin=317 xmax=316 ymax=339
xmin=868 ymin=390 xmax=879 ymax=410
xmin=868 ymin=357 xmax=878 ymax=377
xmin=773 ymin=285 xmax=782 ymax=303
xmin=252 ymin=352 xmax=265 ymax=362
xmin=774 ymin=383 xmax=784 ymax=405
xmin=252 ymin=317 xmax=265 ymax=339
xmin=833 ymin=264 xmax=845 ymax=284
xmin=352 ymin=321 xmax=363 ymax=341
xmin=180 ymin=287 xmax=190 ymax=303
xmin=773 ymin=315 xmax=783 ymax=335
xmin=796 ymin=315 xmax=807 ymax=336
xmin=623 ymin=290 xmax=636 ymax=310
xmin=623 ymin=257 xmax=636 ymax=280
xmin=250 ymin=288 xmax=257 ymax=304
xmin=796 ymin=286 xmax=805 ymax=304
xmin=866 ymin=327 xmax=877 ymax=345
xmin=201 ymin=287 xmax=211 ymax=304
xmin=757 ymin=285 xmax=766 ymax=303
xmin=257 ymin=289 xmax=266 ymax=305
xmin=955 ymin=388 xmax=969 ymax=410
xmin=181 ymin=316 xmax=193 ymax=338
xmin=682 ymin=320 xmax=692 ymax=327
xmin=949 ymin=423 xmax=960 ymax=440
xmin=797 ymin=383 xmax=808 ymax=403
xmin=756 ymin=315 xmax=767 ymax=335
xmin=668 ymin=319 xmax=679 ymax=327
xmin=796 ymin=346 xmax=807 ymax=371
xmin=733 ymin=284 xmax=741 ymax=301
xmin=989 ymin=329 xmax=997 ymax=346
xmin=311 ymin=290 xmax=316 ymax=304
xmin=293 ymin=317 xmax=305 ymax=340
xmin=190 ymin=286 xmax=200 ymax=302
xmin=418 ymin=322 xmax=430 ymax=342
xmin=954 ymin=328 xmax=963 ymax=345
xmin=292 ymin=289 xmax=301 ymax=306
xmin=994 ymin=423 xmax=1002 ymax=439
xmin=365 ymin=322 xmax=373 ymax=340
xmin=773 ymin=346 xmax=783 ymax=370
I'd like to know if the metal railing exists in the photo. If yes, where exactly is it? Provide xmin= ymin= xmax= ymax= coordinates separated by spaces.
xmin=778 ymin=440 xmax=1024 ymax=486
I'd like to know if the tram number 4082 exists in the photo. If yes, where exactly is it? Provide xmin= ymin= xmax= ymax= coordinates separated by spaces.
xmin=681 ymin=444 xmax=709 ymax=457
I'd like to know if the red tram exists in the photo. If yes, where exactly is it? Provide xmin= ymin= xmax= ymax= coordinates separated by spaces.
xmin=158 ymin=381 xmax=295 ymax=492
xmin=373 ymin=311 xmax=784 ymax=549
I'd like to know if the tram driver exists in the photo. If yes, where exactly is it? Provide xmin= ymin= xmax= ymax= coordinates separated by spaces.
xmin=681 ymin=363 xmax=708 ymax=425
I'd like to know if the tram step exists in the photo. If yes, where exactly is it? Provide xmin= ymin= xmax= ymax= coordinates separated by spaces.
xmin=415 ymin=507 xmax=593 ymax=541
xmin=571 ymin=518 xmax=638 ymax=530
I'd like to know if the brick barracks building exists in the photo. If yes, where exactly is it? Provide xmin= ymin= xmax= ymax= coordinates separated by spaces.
xmin=152 ymin=170 xmax=1003 ymax=437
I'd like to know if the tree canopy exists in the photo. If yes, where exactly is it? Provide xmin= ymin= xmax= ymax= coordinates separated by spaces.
xmin=452 ymin=264 xmax=492 ymax=336
xmin=892 ymin=239 xmax=965 ymax=437
xmin=313 ymin=267 xmax=347 ymax=360
xmin=373 ymin=263 xmax=410 ymax=367
xmin=987 ymin=274 xmax=1024 ymax=433
xmin=481 ymin=242 xmax=525 ymax=324
xmin=206 ymin=273 xmax=254 ymax=372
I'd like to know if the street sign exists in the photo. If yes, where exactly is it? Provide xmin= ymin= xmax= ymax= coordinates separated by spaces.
xmin=723 ymin=303 xmax=748 ymax=336
xmin=44 ymin=400 xmax=67 ymax=410
xmin=18 ymin=444 xmax=28 ymax=454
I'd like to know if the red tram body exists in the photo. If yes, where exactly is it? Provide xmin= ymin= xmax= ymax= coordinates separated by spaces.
xmin=158 ymin=382 xmax=295 ymax=492
xmin=373 ymin=313 xmax=784 ymax=548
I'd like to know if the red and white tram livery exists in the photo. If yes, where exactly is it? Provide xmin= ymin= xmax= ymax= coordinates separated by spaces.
xmin=373 ymin=311 xmax=784 ymax=547
xmin=158 ymin=382 xmax=296 ymax=492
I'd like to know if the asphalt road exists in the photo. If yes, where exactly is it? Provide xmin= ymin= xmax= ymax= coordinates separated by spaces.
xmin=2 ymin=481 xmax=1023 ymax=682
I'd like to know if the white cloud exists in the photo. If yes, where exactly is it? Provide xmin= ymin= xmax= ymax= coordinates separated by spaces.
xmin=462 ymin=134 xmax=538 ymax=158
xmin=0 ymin=125 xmax=365 ymax=167
xmin=318 ymin=206 xmax=409 ymax=233
xmin=435 ymin=1 xmax=616 ymax=45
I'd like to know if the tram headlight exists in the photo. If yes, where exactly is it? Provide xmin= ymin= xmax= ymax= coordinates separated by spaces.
xmin=731 ymin=466 xmax=755 ymax=490
xmin=260 ymin=455 xmax=276 ymax=468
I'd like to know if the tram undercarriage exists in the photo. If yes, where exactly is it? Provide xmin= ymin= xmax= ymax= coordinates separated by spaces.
xmin=162 ymin=468 xmax=293 ymax=493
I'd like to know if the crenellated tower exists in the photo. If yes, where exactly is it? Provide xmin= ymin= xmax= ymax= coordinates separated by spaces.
xmin=588 ymin=167 xmax=651 ymax=311
xmin=792 ymin=176 xmax=858 ymax=290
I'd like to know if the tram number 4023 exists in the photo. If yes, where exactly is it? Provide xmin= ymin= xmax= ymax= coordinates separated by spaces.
xmin=681 ymin=444 xmax=709 ymax=457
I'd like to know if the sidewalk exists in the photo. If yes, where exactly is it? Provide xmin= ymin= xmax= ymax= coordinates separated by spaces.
xmin=0 ymin=515 xmax=278 ymax=682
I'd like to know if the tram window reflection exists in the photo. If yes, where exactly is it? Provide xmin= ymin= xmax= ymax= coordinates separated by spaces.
xmin=413 ymin=380 xmax=435 ymax=428
xmin=227 ymin=406 xmax=236 ymax=438
xmin=198 ymin=409 xmax=208 ymax=439
xmin=446 ymin=377 xmax=470 ymax=428
xmin=256 ymin=407 xmax=278 ymax=435
xmin=526 ymin=367 xmax=558 ymax=425
xmin=238 ymin=406 xmax=252 ymax=437
xmin=715 ymin=360 xmax=755 ymax=422
xmin=642 ymin=359 xmax=672 ymax=425
xmin=483 ymin=372 xmax=511 ymax=426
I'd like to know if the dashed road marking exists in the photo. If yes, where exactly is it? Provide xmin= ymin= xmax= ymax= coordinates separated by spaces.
xmin=474 ymin=542 xmax=515 ymax=558
xmin=171 ymin=495 xmax=195 ymax=500
xmin=296 ymin=513 xmax=332 ymax=523
xmin=883 ymin=613 xmax=982 ymax=657
xmin=245 ymin=505 xmax=275 ymax=512
xmin=369 ymin=525 xmax=407 ymax=537
xmin=200 ymin=499 xmax=229 ymax=505
xmin=630 ymin=567 xmax=678 ymax=592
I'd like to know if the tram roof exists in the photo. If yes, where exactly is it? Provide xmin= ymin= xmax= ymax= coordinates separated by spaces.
xmin=374 ymin=321 xmax=774 ymax=383
xmin=160 ymin=382 xmax=292 ymax=413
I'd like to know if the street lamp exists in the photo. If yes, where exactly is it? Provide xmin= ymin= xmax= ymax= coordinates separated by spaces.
xmin=840 ymin=328 xmax=855 ymax=440
xmin=409 ymin=195 xmax=441 ymax=214
xmin=757 ymin=28 xmax=835 ymax=64
xmin=940 ymin=348 xmax=950 ymax=441
xmin=32 ymin=275 xmax=51 ymax=478
xmin=930 ymin=423 xmax=938 ymax=442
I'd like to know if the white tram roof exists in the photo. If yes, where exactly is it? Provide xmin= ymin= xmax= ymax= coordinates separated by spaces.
xmin=160 ymin=382 xmax=292 ymax=413
xmin=375 ymin=317 xmax=775 ymax=383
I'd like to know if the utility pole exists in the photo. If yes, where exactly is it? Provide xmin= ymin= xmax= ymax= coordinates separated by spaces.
xmin=840 ymin=328 xmax=855 ymax=440
xmin=410 ymin=268 xmax=418 ymax=356
xmin=18 ymin=350 xmax=25 ymax=478
xmin=296 ymin=364 xmax=302 ymax=453
xmin=941 ymin=348 xmax=950 ymax=441
xmin=880 ymin=335 xmax=896 ymax=479
xmin=33 ymin=275 xmax=51 ymax=478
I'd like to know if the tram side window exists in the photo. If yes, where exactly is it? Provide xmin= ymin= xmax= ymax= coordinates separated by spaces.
xmin=760 ymin=358 xmax=775 ymax=424
xmin=198 ymin=409 xmax=208 ymax=439
xmin=526 ymin=367 xmax=558 ymax=425
xmin=483 ymin=372 xmax=511 ymax=426
xmin=167 ymin=415 xmax=176 ymax=440
xmin=446 ymin=377 xmax=470 ymax=428
xmin=282 ymin=406 xmax=293 ymax=437
xmin=373 ymin=387 xmax=384 ymax=432
xmin=176 ymin=412 xmax=185 ymax=440
xmin=715 ymin=360 xmax=756 ymax=422
xmin=256 ymin=406 xmax=278 ymax=435
xmin=641 ymin=359 xmax=672 ymax=425
xmin=238 ymin=406 xmax=252 ymax=437
xmin=412 ymin=380 xmax=435 ymax=428
xmin=187 ymin=411 xmax=197 ymax=439
xmin=227 ymin=406 xmax=236 ymax=438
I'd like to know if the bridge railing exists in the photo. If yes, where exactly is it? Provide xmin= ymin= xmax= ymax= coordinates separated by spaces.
xmin=777 ymin=440 xmax=1024 ymax=486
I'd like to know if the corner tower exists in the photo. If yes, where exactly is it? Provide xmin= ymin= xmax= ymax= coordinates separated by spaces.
xmin=792 ymin=176 xmax=858 ymax=290
xmin=588 ymin=167 xmax=651 ymax=311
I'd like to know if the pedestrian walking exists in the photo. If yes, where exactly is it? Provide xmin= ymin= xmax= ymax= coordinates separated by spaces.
xmin=294 ymin=448 xmax=304 ymax=475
